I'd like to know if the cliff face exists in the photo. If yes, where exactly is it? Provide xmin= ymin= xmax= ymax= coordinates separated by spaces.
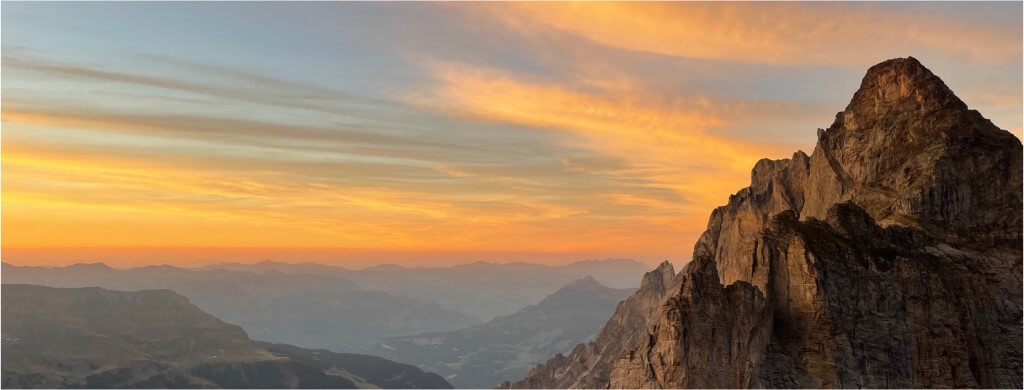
xmin=509 ymin=57 xmax=1022 ymax=388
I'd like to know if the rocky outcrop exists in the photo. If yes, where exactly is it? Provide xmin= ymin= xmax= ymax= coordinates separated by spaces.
xmin=610 ymin=257 xmax=770 ymax=389
xmin=509 ymin=57 xmax=1022 ymax=388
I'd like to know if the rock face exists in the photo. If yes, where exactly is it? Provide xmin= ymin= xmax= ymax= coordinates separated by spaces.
xmin=508 ymin=57 xmax=1022 ymax=388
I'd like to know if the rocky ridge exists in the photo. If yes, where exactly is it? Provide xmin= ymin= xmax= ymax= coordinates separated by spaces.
xmin=507 ymin=57 xmax=1022 ymax=388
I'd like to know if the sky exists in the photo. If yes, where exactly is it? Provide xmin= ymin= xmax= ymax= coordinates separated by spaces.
xmin=2 ymin=2 xmax=1021 ymax=268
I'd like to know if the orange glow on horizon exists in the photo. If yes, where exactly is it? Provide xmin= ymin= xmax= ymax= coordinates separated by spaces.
xmin=2 ymin=2 xmax=1020 ymax=267
xmin=0 ymin=246 xmax=695 ymax=269
xmin=1 ymin=112 xmax=703 ymax=265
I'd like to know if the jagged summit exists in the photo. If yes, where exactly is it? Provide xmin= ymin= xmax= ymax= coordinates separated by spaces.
xmin=653 ymin=259 xmax=673 ymax=272
xmin=847 ymin=56 xmax=965 ymax=115
xmin=510 ymin=57 xmax=1022 ymax=389
xmin=807 ymin=56 xmax=1022 ymax=248
xmin=638 ymin=260 xmax=675 ymax=289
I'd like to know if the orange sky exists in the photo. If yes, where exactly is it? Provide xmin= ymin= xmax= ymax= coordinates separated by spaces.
xmin=2 ymin=2 xmax=1021 ymax=267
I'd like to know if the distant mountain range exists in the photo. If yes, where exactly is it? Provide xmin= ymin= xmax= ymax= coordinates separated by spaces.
xmin=1 ymin=284 xmax=451 ymax=389
xmin=368 ymin=276 xmax=635 ymax=388
xmin=1 ymin=260 xmax=647 ymax=389
xmin=1 ymin=263 xmax=478 ymax=351
xmin=1 ymin=259 xmax=649 ymax=355
xmin=201 ymin=259 xmax=651 ymax=321
xmin=256 ymin=342 xmax=451 ymax=389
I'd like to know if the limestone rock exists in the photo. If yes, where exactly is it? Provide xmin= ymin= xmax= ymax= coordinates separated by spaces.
xmin=510 ymin=57 xmax=1022 ymax=388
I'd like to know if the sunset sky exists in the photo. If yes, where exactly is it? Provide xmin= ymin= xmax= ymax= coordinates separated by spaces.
xmin=2 ymin=2 xmax=1021 ymax=268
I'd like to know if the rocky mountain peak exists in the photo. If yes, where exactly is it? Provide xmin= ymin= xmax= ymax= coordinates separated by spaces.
xmin=844 ymin=56 xmax=965 ymax=119
xmin=638 ymin=260 xmax=675 ymax=290
xmin=511 ymin=57 xmax=1022 ymax=389
xmin=802 ymin=56 xmax=1021 ymax=250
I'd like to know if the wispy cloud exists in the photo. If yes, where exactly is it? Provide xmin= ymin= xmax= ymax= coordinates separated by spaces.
xmin=471 ymin=2 xmax=1021 ymax=66
xmin=2 ymin=55 xmax=696 ymax=260
xmin=1 ymin=2 xmax=1019 ymax=266
xmin=409 ymin=60 xmax=797 ymax=215
xmin=2 ymin=54 xmax=402 ymax=117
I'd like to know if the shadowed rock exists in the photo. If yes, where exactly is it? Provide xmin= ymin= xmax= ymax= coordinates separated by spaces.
xmin=508 ymin=57 xmax=1022 ymax=389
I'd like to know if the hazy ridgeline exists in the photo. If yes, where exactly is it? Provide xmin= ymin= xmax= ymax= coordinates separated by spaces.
xmin=1 ymin=259 xmax=649 ymax=353
xmin=1 ymin=284 xmax=452 ymax=389
xmin=370 ymin=276 xmax=635 ymax=387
